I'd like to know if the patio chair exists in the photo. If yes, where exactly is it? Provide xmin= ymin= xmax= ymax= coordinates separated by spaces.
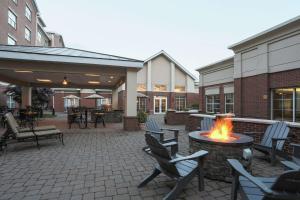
xmin=228 ymin=159 xmax=300 ymax=200
xmin=244 ymin=122 xmax=290 ymax=165
xmin=281 ymin=143 xmax=300 ymax=171
xmin=5 ymin=113 xmax=64 ymax=148
xmin=5 ymin=112 xmax=56 ymax=132
xmin=143 ymin=118 xmax=179 ymax=154
xmin=197 ymin=117 xmax=214 ymax=131
xmin=138 ymin=134 xmax=208 ymax=200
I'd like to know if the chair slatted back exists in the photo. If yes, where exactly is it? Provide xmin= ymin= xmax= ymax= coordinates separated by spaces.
xmin=261 ymin=122 xmax=289 ymax=150
xmin=201 ymin=118 xmax=214 ymax=131
xmin=145 ymin=134 xmax=180 ymax=176
xmin=271 ymin=171 xmax=300 ymax=194
xmin=294 ymin=145 xmax=300 ymax=161
xmin=145 ymin=118 xmax=162 ymax=141
xmin=5 ymin=112 xmax=21 ymax=138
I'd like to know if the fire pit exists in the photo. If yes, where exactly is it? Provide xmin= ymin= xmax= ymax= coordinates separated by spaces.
xmin=189 ymin=118 xmax=253 ymax=182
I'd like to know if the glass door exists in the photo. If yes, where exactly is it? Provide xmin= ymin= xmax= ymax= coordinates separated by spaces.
xmin=154 ymin=96 xmax=168 ymax=114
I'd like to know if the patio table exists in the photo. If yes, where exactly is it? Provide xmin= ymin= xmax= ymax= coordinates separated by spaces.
xmin=94 ymin=112 xmax=105 ymax=128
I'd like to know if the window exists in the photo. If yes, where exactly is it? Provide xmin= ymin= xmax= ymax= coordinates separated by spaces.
xmin=7 ymin=96 xmax=16 ymax=109
xmin=154 ymin=84 xmax=167 ymax=92
xmin=272 ymin=88 xmax=294 ymax=122
xmin=25 ymin=5 xmax=32 ymax=21
xmin=7 ymin=35 xmax=16 ymax=45
xmin=25 ymin=27 xmax=31 ymax=41
xmin=97 ymin=98 xmax=112 ymax=106
xmin=137 ymin=97 xmax=147 ymax=112
xmin=175 ymin=96 xmax=186 ymax=111
xmin=137 ymin=84 xmax=146 ymax=91
xmin=225 ymin=93 xmax=234 ymax=113
xmin=206 ymin=95 xmax=220 ymax=113
xmin=37 ymin=31 xmax=42 ymax=43
xmin=8 ymin=10 xmax=17 ymax=29
xmin=12 ymin=0 xmax=18 ymax=4
xmin=175 ymin=86 xmax=185 ymax=93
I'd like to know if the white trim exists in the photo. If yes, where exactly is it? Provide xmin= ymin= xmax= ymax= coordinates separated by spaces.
xmin=153 ymin=96 xmax=168 ymax=114
xmin=144 ymin=50 xmax=196 ymax=80
xmin=205 ymin=87 xmax=220 ymax=95
xmin=196 ymin=56 xmax=234 ymax=72
xmin=228 ymin=15 xmax=300 ymax=49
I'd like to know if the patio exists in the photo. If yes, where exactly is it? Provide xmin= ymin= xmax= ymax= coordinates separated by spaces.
xmin=0 ymin=115 xmax=285 ymax=200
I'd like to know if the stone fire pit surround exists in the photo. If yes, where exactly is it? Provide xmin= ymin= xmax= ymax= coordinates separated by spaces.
xmin=189 ymin=131 xmax=253 ymax=182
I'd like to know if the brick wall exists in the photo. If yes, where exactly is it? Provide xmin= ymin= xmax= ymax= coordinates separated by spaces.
xmin=185 ymin=115 xmax=300 ymax=156
xmin=198 ymin=82 xmax=233 ymax=114
xmin=0 ymin=0 xmax=38 ymax=45
xmin=269 ymin=68 xmax=300 ymax=88
xmin=165 ymin=110 xmax=199 ymax=125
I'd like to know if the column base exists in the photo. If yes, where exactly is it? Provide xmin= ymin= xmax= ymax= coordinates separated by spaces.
xmin=123 ymin=116 xmax=140 ymax=131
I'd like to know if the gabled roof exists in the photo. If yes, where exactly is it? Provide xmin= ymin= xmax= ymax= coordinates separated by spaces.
xmin=144 ymin=50 xmax=196 ymax=80
xmin=228 ymin=15 xmax=300 ymax=50
xmin=0 ymin=45 xmax=143 ymax=68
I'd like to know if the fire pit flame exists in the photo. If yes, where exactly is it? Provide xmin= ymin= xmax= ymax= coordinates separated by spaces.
xmin=207 ymin=118 xmax=235 ymax=141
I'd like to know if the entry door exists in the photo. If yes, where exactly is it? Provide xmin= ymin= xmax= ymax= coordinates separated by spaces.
xmin=154 ymin=96 xmax=167 ymax=114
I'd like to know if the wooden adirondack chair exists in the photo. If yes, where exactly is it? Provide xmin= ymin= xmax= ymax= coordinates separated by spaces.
xmin=144 ymin=118 xmax=179 ymax=154
xmin=197 ymin=117 xmax=214 ymax=131
xmin=281 ymin=143 xmax=300 ymax=171
xmin=138 ymin=134 xmax=208 ymax=200
xmin=228 ymin=159 xmax=300 ymax=200
xmin=245 ymin=122 xmax=290 ymax=165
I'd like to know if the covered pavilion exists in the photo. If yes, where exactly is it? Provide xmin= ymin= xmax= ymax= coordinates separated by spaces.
xmin=0 ymin=45 xmax=144 ymax=130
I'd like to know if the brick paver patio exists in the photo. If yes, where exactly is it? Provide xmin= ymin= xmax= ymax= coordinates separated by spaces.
xmin=0 ymin=115 xmax=284 ymax=200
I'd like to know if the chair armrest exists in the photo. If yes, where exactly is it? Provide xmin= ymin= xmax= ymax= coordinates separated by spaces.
xmin=281 ymin=161 xmax=300 ymax=171
xmin=272 ymin=137 xmax=287 ymax=142
xmin=291 ymin=143 xmax=300 ymax=148
xmin=145 ymin=130 xmax=164 ymax=135
xmin=162 ymin=141 xmax=177 ymax=148
xmin=227 ymin=159 xmax=273 ymax=194
xmin=169 ymin=150 xmax=208 ymax=163
xmin=161 ymin=128 xmax=179 ymax=141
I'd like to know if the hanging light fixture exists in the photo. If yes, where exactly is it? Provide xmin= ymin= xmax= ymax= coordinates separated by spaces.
xmin=62 ymin=76 xmax=68 ymax=85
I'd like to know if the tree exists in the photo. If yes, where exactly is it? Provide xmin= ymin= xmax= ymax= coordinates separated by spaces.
xmin=3 ymin=85 xmax=53 ymax=109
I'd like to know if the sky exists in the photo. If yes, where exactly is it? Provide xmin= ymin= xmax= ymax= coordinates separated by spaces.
xmin=36 ymin=0 xmax=300 ymax=78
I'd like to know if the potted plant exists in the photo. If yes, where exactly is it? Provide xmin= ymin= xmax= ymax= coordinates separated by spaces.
xmin=137 ymin=111 xmax=148 ymax=130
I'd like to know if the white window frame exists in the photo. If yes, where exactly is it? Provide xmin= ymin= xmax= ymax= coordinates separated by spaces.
xmin=7 ymin=96 xmax=16 ymax=109
xmin=175 ymin=96 xmax=186 ymax=111
xmin=271 ymin=88 xmax=298 ymax=122
xmin=206 ymin=95 xmax=220 ymax=114
xmin=225 ymin=93 xmax=234 ymax=113
xmin=25 ymin=4 xmax=32 ymax=21
xmin=12 ymin=0 xmax=18 ymax=5
xmin=7 ymin=34 xmax=16 ymax=45
xmin=8 ymin=9 xmax=17 ymax=29
xmin=137 ymin=97 xmax=147 ymax=112
xmin=25 ymin=27 xmax=31 ymax=41
xmin=37 ymin=31 xmax=42 ymax=43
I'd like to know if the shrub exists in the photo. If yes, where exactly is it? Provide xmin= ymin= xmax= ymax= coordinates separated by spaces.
xmin=137 ymin=111 xmax=148 ymax=123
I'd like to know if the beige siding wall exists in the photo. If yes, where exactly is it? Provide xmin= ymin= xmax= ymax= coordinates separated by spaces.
xmin=202 ymin=66 xmax=234 ymax=86
xmin=186 ymin=76 xmax=195 ymax=93
xmin=268 ymin=33 xmax=300 ymax=73
xmin=234 ymin=31 xmax=300 ymax=78
xmin=137 ymin=65 xmax=147 ymax=84
xmin=175 ymin=67 xmax=186 ymax=86
xmin=151 ymin=55 xmax=171 ymax=90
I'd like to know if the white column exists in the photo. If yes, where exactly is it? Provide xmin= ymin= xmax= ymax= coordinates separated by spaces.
xmin=112 ymin=88 xmax=118 ymax=110
xmin=147 ymin=61 xmax=152 ymax=91
xmin=170 ymin=62 xmax=175 ymax=92
xmin=125 ymin=69 xmax=137 ymax=116
xmin=21 ymin=87 xmax=32 ymax=108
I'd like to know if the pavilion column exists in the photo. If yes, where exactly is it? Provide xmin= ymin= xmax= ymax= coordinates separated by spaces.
xmin=112 ymin=88 xmax=118 ymax=110
xmin=21 ymin=86 xmax=32 ymax=108
xmin=123 ymin=69 xmax=139 ymax=131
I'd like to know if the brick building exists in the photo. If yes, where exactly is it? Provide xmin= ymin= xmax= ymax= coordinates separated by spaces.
xmin=118 ymin=51 xmax=199 ymax=114
xmin=197 ymin=15 xmax=300 ymax=123
xmin=0 ymin=0 xmax=64 ymax=47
